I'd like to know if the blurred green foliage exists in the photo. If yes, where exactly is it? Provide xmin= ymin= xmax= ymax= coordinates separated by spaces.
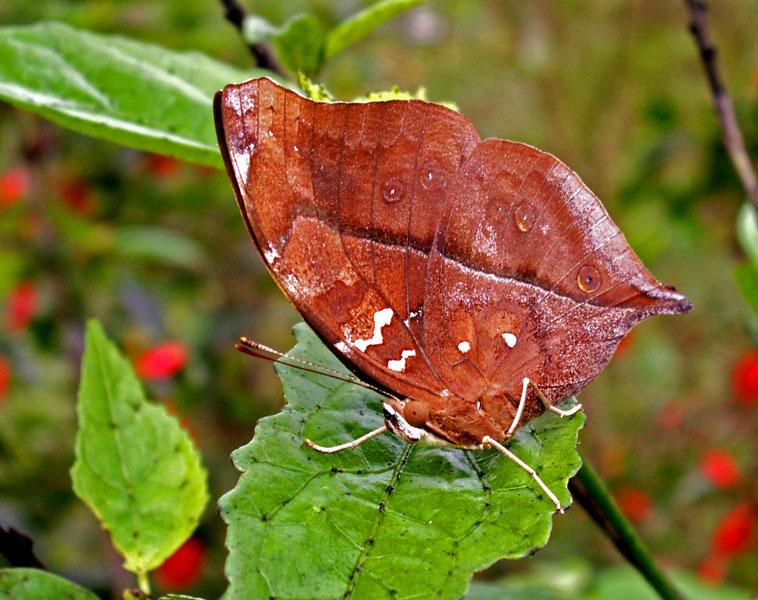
xmin=0 ymin=0 xmax=757 ymax=598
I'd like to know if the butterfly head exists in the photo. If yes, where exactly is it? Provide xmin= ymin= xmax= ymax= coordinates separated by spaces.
xmin=382 ymin=400 xmax=454 ymax=447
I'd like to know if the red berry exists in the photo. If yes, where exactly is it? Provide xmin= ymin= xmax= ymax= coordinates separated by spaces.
xmin=144 ymin=154 xmax=181 ymax=178
xmin=615 ymin=485 xmax=652 ymax=523
xmin=0 ymin=357 xmax=10 ymax=401
xmin=155 ymin=537 xmax=206 ymax=590
xmin=135 ymin=341 xmax=188 ymax=380
xmin=731 ymin=350 xmax=758 ymax=405
xmin=5 ymin=281 xmax=38 ymax=331
xmin=712 ymin=502 xmax=756 ymax=557
xmin=0 ymin=166 xmax=30 ymax=207
xmin=58 ymin=176 xmax=94 ymax=215
xmin=700 ymin=449 xmax=741 ymax=489
xmin=698 ymin=552 xmax=728 ymax=584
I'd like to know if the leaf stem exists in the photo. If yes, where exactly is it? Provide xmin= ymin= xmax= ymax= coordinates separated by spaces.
xmin=136 ymin=570 xmax=151 ymax=595
xmin=569 ymin=455 xmax=686 ymax=600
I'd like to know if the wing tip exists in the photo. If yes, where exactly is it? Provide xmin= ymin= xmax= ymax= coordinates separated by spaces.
xmin=644 ymin=285 xmax=693 ymax=316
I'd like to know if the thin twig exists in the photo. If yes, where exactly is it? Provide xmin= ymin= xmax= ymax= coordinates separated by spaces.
xmin=570 ymin=458 xmax=687 ymax=600
xmin=218 ymin=0 xmax=286 ymax=76
xmin=683 ymin=0 xmax=758 ymax=208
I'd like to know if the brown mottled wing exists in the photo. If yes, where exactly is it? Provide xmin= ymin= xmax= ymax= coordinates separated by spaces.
xmin=423 ymin=138 xmax=691 ymax=414
xmin=214 ymin=77 xmax=480 ymax=404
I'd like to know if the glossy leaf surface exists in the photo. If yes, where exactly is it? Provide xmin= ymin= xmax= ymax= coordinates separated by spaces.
xmin=0 ymin=22 xmax=271 ymax=167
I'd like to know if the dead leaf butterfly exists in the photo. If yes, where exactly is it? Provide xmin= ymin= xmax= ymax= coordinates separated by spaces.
xmin=214 ymin=77 xmax=691 ymax=511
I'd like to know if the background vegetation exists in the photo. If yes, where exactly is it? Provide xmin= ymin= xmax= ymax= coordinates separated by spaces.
xmin=0 ymin=1 xmax=757 ymax=598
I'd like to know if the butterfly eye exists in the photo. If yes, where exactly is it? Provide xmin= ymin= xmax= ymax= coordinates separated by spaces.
xmin=577 ymin=265 xmax=601 ymax=293
xmin=403 ymin=400 xmax=428 ymax=427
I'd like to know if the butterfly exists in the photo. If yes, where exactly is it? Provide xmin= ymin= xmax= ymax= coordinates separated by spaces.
xmin=214 ymin=77 xmax=691 ymax=511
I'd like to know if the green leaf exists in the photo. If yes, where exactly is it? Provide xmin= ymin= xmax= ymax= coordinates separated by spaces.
xmin=0 ymin=21 xmax=272 ymax=168
xmin=70 ymin=320 xmax=208 ymax=577
xmin=736 ymin=203 xmax=758 ymax=264
xmin=325 ymin=0 xmax=429 ymax=61
xmin=114 ymin=226 xmax=207 ymax=270
xmin=241 ymin=15 xmax=278 ymax=46
xmin=0 ymin=568 xmax=99 ymax=600
xmin=273 ymin=14 xmax=325 ymax=77
xmin=221 ymin=323 xmax=584 ymax=600
xmin=734 ymin=263 xmax=758 ymax=315
xmin=298 ymin=74 xmax=337 ymax=101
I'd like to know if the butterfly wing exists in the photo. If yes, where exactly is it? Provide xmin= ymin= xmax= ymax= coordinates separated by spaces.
xmin=215 ymin=77 xmax=480 ymax=407
xmin=422 ymin=138 xmax=691 ymax=426
xmin=216 ymin=77 xmax=691 ymax=445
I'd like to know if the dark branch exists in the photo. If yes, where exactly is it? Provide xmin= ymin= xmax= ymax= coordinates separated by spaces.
xmin=218 ymin=0 xmax=286 ymax=77
xmin=683 ymin=0 xmax=758 ymax=208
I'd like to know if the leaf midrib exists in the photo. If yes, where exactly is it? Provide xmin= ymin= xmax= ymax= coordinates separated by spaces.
xmin=93 ymin=338 xmax=146 ymax=564
xmin=343 ymin=442 xmax=413 ymax=599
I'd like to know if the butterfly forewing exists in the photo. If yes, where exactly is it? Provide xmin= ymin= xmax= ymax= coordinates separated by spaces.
xmin=215 ymin=78 xmax=480 ymax=406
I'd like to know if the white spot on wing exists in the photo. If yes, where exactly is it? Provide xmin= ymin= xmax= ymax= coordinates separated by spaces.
xmin=236 ymin=150 xmax=251 ymax=186
xmin=404 ymin=309 xmax=421 ymax=329
xmin=335 ymin=341 xmax=350 ymax=354
xmin=263 ymin=245 xmax=280 ymax=263
xmin=354 ymin=308 xmax=394 ymax=352
xmin=458 ymin=341 xmax=471 ymax=353
xmin=502 ymin=332 xmax=517 ymax=348
xmin=387 ymin=349 xmax=416 ymax=372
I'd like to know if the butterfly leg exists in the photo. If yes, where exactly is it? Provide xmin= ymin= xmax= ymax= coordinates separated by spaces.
xmin=481 ymin=435 xmax=564 ymax=513
xmin=505 ymin=377 xmax=531 ymax=437
xmin=525 ymin=377 xmax=583 ymax=418
xmin=304 ymin=425 xmax=388 ymax=454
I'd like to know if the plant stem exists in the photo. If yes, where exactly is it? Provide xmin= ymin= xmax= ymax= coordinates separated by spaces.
xmin=217 ymin=0 xmax=285 ymax=76
xmin=136 ymin=569 xmax=151 ymax=596
xmin=682 ymin=0 xmax=758 ymax=209
xmin=569 ymin=456 xmax=686 ymax=600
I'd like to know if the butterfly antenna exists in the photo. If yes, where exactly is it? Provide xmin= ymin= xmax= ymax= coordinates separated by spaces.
xmin=236 ymin=337 xmax=397 ymax=400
